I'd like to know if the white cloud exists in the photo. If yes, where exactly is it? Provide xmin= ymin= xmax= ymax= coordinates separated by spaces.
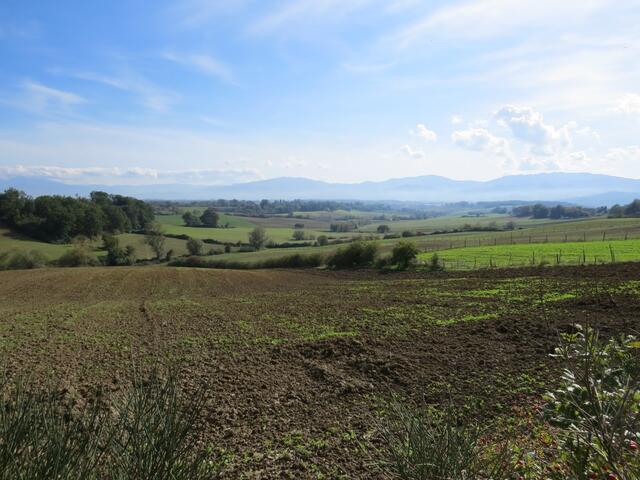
xmin=606 ymin=145 xmax=640 ymax=164
xmin=0 ymin=164 xmax=261 ymax=185
xmin=494 ymin=105 xmax=577 ymax=155
xmin=450 ymin=115 xmax=463 ymax=125
xmin=73 ymin=71 xmax=180 ymax=112
xmin=451 ymin=128 xmax=511 ymax=158
xmin=18 ymin=81 xmax=85 ymax=113
xmin=393 ymin=0 xmax=608 ymax=46
xmin=400 ymin=144 xmax=425 ymax=159
xmin=613 ymin=93 xmax=640 ymax=115
xmin=248 ymin=0 xmax=376 ymax=35
xmin=162 ymin=52 xmax=234 ymax=83
xmin=410 ymin=123 xmax=437 ymax=141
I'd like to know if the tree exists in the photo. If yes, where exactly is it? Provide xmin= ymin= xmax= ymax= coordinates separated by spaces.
xmin=182 ymin=211 xmax=202 ymax=227
xmin=248 ymin=227 xmax=268 ymax=250
xmin=144 ymin=223 xmax=166 ymax=260
xmin=102 ymin=235 xmax=136 ymax=266
xmin=531 ymin=204 xmax=550 ymax=219
xmin=316 ymin=235 xmax=329 ymax=246
xmin=199 ymin=208 xmax=219 ymax=227
xmin=186 ymin=237 xmax=204 ymax=256
xmin=377 ymin=225 xmax=391 ymax=234
xmin=549 ymin=205 xmax=565 ymax=219
xmin=390 ymin=241 xmax=419 ymax=270
xmin=292 ymin=230 xmax=306 ymax=241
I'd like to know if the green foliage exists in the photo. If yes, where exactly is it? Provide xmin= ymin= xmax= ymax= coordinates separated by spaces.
xmin=199 ymin=208 xmax=219 ymax=228
xmin=182 ymin=211 xmax=202 ymax=227
xmin=0 ymin=250 xmax=49 ymax=270
xmin=0 ymin=189 xmax=154 ymax=243
xmin=377 ymin=224 xmax=391 ymax=234
xmin=327 ymin=241 xmax=378 ymax=269
xmin=379 ymin=402 xmax=513 ymax=480
xmin=316 ymin=235 xmax=329 ymax=246
xmin=390 ymin=240 xmax=419 ymax=269
xmin=144 ymin=223 xmax=167 ymax=260
xmin=248 ymin=227 xmax=268 ymax=250
xmin=381 ymin=325 xmax=640 ymax=480
xmin=102 ymin=235 xmax=136 ymax=266
xmin=544 ymin=325 xmax=640 ymax=479
xmin=427 ymin=253 xmax=444 ymax=271
xmin=56 ymin=245 xmax=99 ymax=267
xmin=292 ymin=230 xmax=306 ymax=241
xmin=170 ymin=252 xmax=324 ymax=269
xmin=0 ymin=370 xmax=216 ymax=480
xmin=186 ymin=237 xmax=204 ymax=256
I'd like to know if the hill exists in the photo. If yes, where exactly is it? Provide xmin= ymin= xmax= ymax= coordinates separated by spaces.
xmin=1 ymin=172 xmax=639 ymax=204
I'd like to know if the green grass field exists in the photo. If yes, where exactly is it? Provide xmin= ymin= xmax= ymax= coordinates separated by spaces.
xmin=0 ymin=226 xmax=72 ymax=260
xmin=418 ymin=238 xmax=640 ymax=270
xmin=0 ymin=226 xmax=190 ymax=263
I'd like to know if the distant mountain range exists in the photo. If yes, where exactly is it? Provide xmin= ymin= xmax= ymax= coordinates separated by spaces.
xmin=1 ymin=172 xmax=639 ymax=206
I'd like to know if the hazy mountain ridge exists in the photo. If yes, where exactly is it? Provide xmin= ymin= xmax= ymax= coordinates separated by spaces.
xmin=0 ymin=172 xmax=639 ymax=206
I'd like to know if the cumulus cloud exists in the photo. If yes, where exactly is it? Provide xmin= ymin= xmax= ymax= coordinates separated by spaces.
xmin=613 ymin=94 xmax=640 ymax=115
xmin=410 ymin=123 xmax=437 ymax=141
xmin=494 ymin=105 xmax=574 ymax=155
xmin=606 ymin=145 xmax=640 ymax=164
xmin=400 ymin=144 xmax=425 ymax=159
xmin=451 ymin=128 xmax=511 ymax=158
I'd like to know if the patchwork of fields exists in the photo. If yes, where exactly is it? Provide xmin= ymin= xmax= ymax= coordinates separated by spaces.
xmin=1 ymin=263 xmax=639 ymax=477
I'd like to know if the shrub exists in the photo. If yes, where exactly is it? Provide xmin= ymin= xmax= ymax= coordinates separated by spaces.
xmin=248 ymin=227 xmax=268 ymax=250
xmin=379 ymin=401 xmax=513 ymax=480
xmin=377 ymin=224 xmax=391 ymax=234
xmin=390 ymin=241 xmax=419 ymax=269
xmin=170 ymin=252 xmax=324 ymax=270
xmin=102 ymin=235 xmax=136 ymax=266
xmin=316 ymin=235 xmax=329 ymax=246
xmin=427 ymin=253 xmax=443 ymax=271
xmin=0 ymin=250 xmax=49 ymax=270
xmin=186 ymin=237 xmax=204 ymax=256
xmin=57 ymin=246 xmax=100 ymax=267
xmin=401 ymin=230 xmax=415 ymax=238
xmin=544 ymin=325 xmax=640 ymax=478
xmin=327 ymin=241 xmax=378 ymax=269
xmin=292 ymin=230 xmax=306 ymax=241
xmin=380 ymin=325 xmax=640 ymax=480
xmin=0 ymin=369 xmax=217 ymax=480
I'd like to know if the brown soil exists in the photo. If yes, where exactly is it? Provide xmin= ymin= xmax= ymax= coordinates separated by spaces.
xmin=1 ymin=263 xmax=639 ymax=478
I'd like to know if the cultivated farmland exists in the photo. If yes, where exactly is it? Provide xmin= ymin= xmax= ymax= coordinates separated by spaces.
xmin=1 ymin=263 xmax=639 ymax=478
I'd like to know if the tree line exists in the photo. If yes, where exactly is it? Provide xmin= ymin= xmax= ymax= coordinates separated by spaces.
xmin=0 ymin=189 xmax=154 ymax=243
xmin=512 ymin=203 xmax=605 ymax=219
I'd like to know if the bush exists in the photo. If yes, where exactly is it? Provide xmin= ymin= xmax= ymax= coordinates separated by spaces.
xmin=292 ymin=230 xmax=306 ymax=241
xmin=186 ymin=237 xmax=204 ymax=256
xmin=544 ymin=325 xmax=640 ymax=478
xmin=169 ymin=252 xmax=325 ymax=270
xmin=0 ymin=250 xmax=49 ymax=270
xmin=380 ymin=401 xmax=513 ymax=480
xmin=0 ymin=369 xmax=217 ymax=480
xmin=427 ymin=253 xmax=443 ymax=271
xmin=380 ymin=325 xmax=640 ymax=480
xmin=327 ymin=241 xmax=378 ymax=269
xmin=316 ymin=235 xmax=329 ymax=246
xmin=390 ymin=241 xmax=419 ymax=269
xmin=57 ymin=246 xmax=100 ymax=267
xmin=248 ymin=227 xmax=268 ymax=250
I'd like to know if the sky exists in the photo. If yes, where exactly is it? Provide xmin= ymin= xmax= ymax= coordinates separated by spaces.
xmin=0 ymin=0 xmax=639 ymax=186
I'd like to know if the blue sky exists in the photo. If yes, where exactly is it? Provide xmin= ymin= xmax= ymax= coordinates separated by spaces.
xmin=0 ymin=0 xmax=639 ymax=185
